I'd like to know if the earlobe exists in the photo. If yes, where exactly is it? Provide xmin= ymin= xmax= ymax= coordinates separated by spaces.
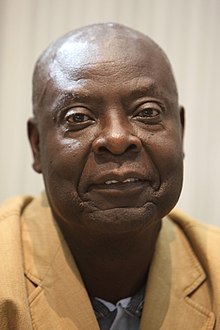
xmin=27 ymin=118 xmax=42 ymax=173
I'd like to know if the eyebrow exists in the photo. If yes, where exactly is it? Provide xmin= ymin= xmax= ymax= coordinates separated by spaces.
xmin=128 ymin=83 xmax=160 ymax=99
xmin=52 ymin=91 xmax=103 ymax=113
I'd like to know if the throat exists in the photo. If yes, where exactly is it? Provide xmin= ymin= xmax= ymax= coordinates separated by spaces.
xmin=68 ymin=224 xmax=161 ymax=303
xmin=58 ymin=213 xmax=162 ymax=303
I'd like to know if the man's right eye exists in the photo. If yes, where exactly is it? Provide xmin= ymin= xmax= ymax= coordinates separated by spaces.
xmin=65 ymin=112 xmax=91 ymax=123
xmin=62 ymin=107 xmax=95 ymax=131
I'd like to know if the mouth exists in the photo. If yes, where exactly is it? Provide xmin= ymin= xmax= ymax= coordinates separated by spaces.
xmin=104 ymin=177 xmax=140 ymax=185
xmin=80 ymin=169 xmax=158 ymax=209
xmin=86 ymin=169 xmax=156 ymax=194
xmin=89 ymin=177 xmax=146 ymax=192
xmin=86 ymin=170 xmax=150 ymax=189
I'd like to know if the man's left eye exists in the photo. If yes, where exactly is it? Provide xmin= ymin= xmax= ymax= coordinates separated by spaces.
xmin=137 ymin=108 xmax=160 ymax=118
xmin=133 ymin=103 xmax=163 ymax=125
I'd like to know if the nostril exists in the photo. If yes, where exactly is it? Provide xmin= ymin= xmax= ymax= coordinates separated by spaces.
xmin=126 ymin=144 xmax=139 ymax=152
xmin=98 ymin=146 xmax=108 ymax=154
xmin=96 ymin=143 xmax=139 ymax=155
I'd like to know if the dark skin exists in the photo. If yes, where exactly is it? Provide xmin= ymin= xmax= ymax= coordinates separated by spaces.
xmin=28 ymin=23 xmax=184 ymax=303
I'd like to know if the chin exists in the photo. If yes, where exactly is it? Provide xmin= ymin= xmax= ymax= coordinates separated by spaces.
xmin=79 ymin=202 xmax=161 ymax=234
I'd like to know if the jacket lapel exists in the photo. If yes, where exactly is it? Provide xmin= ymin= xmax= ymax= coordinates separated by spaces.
xmin=21 ymin=193 xmax=99 ymax=330
xmin=140 ymin=217 xmax=215 ymax=329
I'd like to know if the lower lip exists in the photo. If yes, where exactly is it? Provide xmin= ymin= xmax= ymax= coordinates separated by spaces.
xmin=88 ymin=180 xmax=146 ymax=194
xmin=83 ymin=180 xmax=154 ymax=209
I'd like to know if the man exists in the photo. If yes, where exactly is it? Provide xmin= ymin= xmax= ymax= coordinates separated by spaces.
xmin=0 ymin=23 xmax=219 ymax=329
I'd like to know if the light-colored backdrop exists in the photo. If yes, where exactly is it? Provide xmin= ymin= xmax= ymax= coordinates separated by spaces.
xmin=0 ymin=0 xmax=219 ymax=225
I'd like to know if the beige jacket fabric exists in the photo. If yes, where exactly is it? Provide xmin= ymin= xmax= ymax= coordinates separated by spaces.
xmin=0 ymin=193 xmax=219 ymax=330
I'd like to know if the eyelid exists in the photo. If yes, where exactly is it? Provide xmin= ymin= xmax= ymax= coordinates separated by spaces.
xmin=66 ymin=105 xmax=93 ymax=114
xmin=65 ymin=107 xmax=92 ymax=118
xmin=56 ymin=105 xmax=95 ymax=122
xmin=133 ymin=100 xmax=165 ymax=116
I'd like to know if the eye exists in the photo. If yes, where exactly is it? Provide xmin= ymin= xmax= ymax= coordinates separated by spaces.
xmin=63 ymin=108 xmax=95 ymax=130
xmin=137 ymin=108 xmax=160 ymax=118
xmin=66 ymin=112 xmax=90 ymax=123
xmin=134 ymin=102 xmax=163 ymax=124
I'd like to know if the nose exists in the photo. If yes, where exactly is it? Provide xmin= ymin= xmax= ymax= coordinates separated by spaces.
xmin=92 ymin=116 xmax=142 ymax=155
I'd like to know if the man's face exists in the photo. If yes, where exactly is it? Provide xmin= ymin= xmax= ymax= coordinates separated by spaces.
xmin=30 ymin=35 xmax=184 ymax=233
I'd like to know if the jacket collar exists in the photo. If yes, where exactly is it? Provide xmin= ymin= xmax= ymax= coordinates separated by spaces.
xmin=21 ymin=194 xmax=215 ymax=329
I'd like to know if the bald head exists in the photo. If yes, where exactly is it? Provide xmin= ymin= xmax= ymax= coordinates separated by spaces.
xmin=32 ymin=23 xmax=178 ymax=117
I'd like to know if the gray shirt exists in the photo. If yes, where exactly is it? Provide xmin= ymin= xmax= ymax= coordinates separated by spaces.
xmin=91 ymin=286 xmax=144 ymax=330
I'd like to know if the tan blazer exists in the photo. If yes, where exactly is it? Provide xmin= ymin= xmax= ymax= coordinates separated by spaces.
xmin=0 ymin=193 xmax=219 ymax=329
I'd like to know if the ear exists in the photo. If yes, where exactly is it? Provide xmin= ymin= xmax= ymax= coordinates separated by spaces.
xmin=179 ymin=106 xmax=185 ymax=158
xmin=179 ymin=105 xmax=185 ymax=139
xmin=27 ymin=117 xmax=42 ymax=173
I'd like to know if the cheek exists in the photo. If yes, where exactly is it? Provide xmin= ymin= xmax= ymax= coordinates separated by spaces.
xmin=40 ymin=133 xmax=90 ymax=184
xmin=142 ymin=129 xmax=184 ymax=178
xmin=40 ymin=134 xmax=93 ymax=221
xmin=143 ymin=129 xmax=184 ymax=216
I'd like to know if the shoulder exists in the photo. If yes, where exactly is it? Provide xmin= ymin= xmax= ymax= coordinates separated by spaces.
xmin=169 ymin=208 xmax=220 ymax=238
xmin=168 ymin=208 xmax=220 ymax=270
xmin=0 ymin=195 xmax=34 ymax=223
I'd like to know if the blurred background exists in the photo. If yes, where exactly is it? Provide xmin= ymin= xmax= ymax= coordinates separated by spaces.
xmin=0 ymin=0 xmax=219 ymax=225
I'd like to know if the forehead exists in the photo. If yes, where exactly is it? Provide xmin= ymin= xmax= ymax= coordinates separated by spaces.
xmin=50 ymin=35 xmax=166 ymax=76
xmin=39 ymin=34 xmax=177 ymax=109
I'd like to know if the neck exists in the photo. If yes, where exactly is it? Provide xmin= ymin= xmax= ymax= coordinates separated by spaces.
xmin=60 ymin=220 xmax=161 ymax=303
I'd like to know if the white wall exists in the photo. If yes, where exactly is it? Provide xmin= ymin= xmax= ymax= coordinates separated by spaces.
xmin=0 ymin=0 xmax=220 ymax=225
